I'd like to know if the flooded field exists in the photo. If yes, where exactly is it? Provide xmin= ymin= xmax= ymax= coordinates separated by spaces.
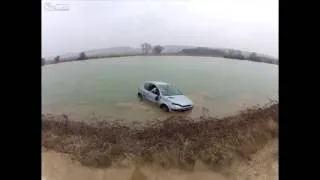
xmin=42 ymin=56 xmax=278 ymax=121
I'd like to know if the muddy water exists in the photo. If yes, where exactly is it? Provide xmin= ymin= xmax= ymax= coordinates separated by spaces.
xmin=42 ymin=56 xmax=278 ymax=122
xmin=42 ymin=92 xmax=268 ymax=122
xmin=42 ymin=140 xmax=278 ymax=180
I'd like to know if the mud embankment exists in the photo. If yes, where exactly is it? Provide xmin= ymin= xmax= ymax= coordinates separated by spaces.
xmin=42 ymin=103 xmax=278 ymax=172
xmin=42 ymin=139 xmax=277 ymax=180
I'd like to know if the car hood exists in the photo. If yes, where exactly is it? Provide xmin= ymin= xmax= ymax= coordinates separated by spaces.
xmin=165 ymin=95 xmax=193 ymax=106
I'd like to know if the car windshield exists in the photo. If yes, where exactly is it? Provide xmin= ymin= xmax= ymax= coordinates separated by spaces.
xmin=158 ymin=84 xmax=183 ymax=96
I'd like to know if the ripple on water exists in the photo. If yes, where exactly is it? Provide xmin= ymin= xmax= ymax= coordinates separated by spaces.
xmin=42 ymin=91 xmax=275 ymax=123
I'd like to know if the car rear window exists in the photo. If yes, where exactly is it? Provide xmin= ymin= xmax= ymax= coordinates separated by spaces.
xmin=144 ymin=83 xmax=152 ymax=90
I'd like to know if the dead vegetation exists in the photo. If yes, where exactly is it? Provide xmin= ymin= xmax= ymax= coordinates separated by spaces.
xmin=42 ymin=103 xmax=278 ymax=170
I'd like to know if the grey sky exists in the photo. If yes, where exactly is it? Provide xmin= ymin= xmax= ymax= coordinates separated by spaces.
xmin=42 ymin=0 xmax=278 ymax=57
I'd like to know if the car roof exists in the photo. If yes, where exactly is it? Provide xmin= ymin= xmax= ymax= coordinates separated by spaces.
xmin=145 ymin=81 xmax=170 ymax=86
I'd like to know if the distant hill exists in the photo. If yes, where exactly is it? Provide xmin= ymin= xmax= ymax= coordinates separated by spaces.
xmin=180 ymin=47 xmax=226 ymax=57
xmin=161 ymin=45 xmax=197 ymax=53
xmin=85 ymin=46 xmax=140 ymax=57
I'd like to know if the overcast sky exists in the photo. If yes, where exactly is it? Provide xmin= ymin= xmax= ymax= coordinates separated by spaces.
xmin=42 ymin=0 xmax=278 ymax=57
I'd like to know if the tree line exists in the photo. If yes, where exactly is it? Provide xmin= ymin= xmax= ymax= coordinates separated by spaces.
xmin=42 ymin=44 xmax=277 ymax=66
xmin=180 ymin=47 xmax=278 ymax=64
xmin=42 ymin=51 xmax=88 ymax=66
xmin=140 ymin=43 xmax=164 ymax=55
xmin=42 ymin=43 xmax=166 ymax=66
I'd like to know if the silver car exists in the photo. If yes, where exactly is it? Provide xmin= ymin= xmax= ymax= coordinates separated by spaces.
xmin=137 ymin=81 xmax=194 ymax=112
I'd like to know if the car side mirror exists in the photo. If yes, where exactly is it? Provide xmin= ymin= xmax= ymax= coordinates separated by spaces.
xmin=155 ymin=95 xmax=160 ymax=101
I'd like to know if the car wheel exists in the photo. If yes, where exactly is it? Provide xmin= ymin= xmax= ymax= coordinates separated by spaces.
xmin=137 ymin=93 xmax=143 ymax=101
xmin=160 ymin=104 xmax=169 ymax=112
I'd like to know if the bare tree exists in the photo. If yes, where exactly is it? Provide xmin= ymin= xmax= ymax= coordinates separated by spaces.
xmin=78 ymin=52 xmax=87 ymax=60
xmin=141 ymin=43 xmax=145 ymax=54
xmin=141 ymin=43 xmax=152 ymax=55
xmin=249 ymin=52 xmax=260 ymax=62
xmin=54 ymin=56 xmax=60 ymax=63
xmin=146 ymin=43 xmax=152 ymax=54
xmin=152 ymin=45 xmax=164 ymax=54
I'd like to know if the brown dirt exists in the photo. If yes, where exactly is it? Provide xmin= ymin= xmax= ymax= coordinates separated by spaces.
xmin=42 ymin=103 xmax=278 ymax=171
xmin=42 ymin=139 xmax=277 ymax=180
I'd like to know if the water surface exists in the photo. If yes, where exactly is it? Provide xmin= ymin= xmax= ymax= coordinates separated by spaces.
xmin=42 ymin=56 xmax=278 ymax=121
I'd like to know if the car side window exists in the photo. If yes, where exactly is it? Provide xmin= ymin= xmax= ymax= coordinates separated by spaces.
xmin=149 ymin=85 xmax=156 ymax=92
xmin=150 ymin=85 xmax=159 ymax=95
xmin=155 ymin=89 xmax=160 ymax=95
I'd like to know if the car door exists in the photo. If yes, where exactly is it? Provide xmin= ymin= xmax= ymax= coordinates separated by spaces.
xmin=141 ymin=82 xmax=155 ymax=101
xmin=141 ymin=82 xmax=151 ymax=99
xmin=145 ymin=83 xmax=159 ymax=103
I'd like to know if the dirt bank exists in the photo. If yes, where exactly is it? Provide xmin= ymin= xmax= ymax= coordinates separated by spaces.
xmin=42 ymin=139 xmax=277 ymax=180
xmin=42 ymin=103 xmax=278 ymax=171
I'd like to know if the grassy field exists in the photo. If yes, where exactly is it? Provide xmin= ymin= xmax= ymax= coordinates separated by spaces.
xmin=42 ymin=102 xmax=278 ymax=171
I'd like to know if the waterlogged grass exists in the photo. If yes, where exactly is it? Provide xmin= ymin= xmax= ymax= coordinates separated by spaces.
xmin=42 ymin=103 xmax=278 ymax=170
